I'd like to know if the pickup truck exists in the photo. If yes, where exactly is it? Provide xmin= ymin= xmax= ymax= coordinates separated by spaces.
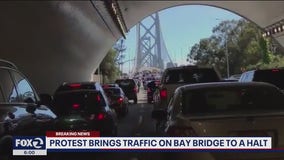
xmin=152 ymin=65 xmax=221 ymax=132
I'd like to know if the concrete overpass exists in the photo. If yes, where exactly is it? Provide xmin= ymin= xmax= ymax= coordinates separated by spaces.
xmin=0 ymin=1 xmax=283 ymax=94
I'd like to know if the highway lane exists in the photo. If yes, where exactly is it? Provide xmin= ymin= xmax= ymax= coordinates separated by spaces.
xmin=117 ymin=89 xmax=156 ymax=137
xmin=17 ymin=89 xmax=274 ymax=160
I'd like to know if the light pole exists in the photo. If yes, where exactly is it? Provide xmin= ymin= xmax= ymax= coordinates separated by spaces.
xmin=119 ymin=58 xmax=135 ymax=77
xmin=225 ymin=34 xmax=230 ymax=78
xmin=114 ymin=38 xmax=126 ymax=74
xmin=216 ymin=18 xmax=230 ymax=78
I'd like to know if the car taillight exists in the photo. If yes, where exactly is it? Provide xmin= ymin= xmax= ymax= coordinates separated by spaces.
xmin=167 ymin=126 xmax=197 ymax=137
xmin=69 ymin=83 xmax=81 ymax=89
xmin=134 ymin=87 xmax=137 ymax=93
xmin=103 ymin=85 xmax=109 ymax=88
xmin=96 ymin=113 xmax=105 ymax=120
xmin=97 ymin=95 xmax=101 ymax=102
xmin=160 ymin=88 xmax=167 ymax=99
xmin=147 ymin=88 xmax=151 ymax=93
xmin=72 ymin=103 xmax=80 ymax=109
xmin=272 ymin=69 xmax=279 ymax=72
xmin=89 ymin=113 xmax=105 ymax=121
xmin=117 ymin=97 xmax=123 ymax=104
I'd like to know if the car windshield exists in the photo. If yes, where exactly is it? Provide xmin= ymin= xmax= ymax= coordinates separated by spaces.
xmin=182 ymin=86 xmax=284 ymax=114
xmin=254 ymin=70 xmax=284 ymax=89
xmin=53 ymin=91 xmax=106 ymax=115
xmin=164 ymin=68 xmax=219 ymax=84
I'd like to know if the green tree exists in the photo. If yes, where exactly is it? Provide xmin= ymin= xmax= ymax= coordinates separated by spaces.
xmin=99 ymin=49 xmax=120 ymax=83
xmin=188 ymin=18 xmax=283 ymax=78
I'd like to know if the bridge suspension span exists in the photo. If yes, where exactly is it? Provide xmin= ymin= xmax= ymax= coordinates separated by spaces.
xmin=134 ymin=12 xmax=176 ymax=73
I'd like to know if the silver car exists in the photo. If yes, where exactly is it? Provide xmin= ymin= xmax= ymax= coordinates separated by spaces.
xmin=163 ymin=82 xmax=284 ymax=159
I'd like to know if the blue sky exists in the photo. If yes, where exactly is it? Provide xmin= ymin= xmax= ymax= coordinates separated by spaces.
xmin=121 ymin=5 xmax=242 ymax=73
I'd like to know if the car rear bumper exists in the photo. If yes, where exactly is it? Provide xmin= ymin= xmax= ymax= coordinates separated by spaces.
xmin=126 ymin=93 xmax=137 ymax=100
xmin=54 ymin=117 xmax=115 ymax=136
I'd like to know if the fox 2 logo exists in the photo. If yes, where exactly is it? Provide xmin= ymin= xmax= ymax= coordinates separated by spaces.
xmin=13 ymin=136 xmax=46 ymax=149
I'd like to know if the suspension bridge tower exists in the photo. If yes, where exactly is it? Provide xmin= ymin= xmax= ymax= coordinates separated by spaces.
xmin=135 ymin=13 xmax=164 ymax=72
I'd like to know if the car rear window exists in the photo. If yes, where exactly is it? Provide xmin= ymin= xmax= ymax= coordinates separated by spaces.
xmin=115 ymin=79 xmax=136 ymax=87
xmin=182 ymin=86 xmax=284 ymax=114
xmin=163 ymin=68 xmax=220 ymax=84
xmin=55 ymin=83 xmax=96 ymax=92
xmin=104 ymin=88 xmax=121 ymax=96
xmin=53 ymin=91 xmax=106 ymax=115
xmin=254 ymin=70 xmax=284 ymax=89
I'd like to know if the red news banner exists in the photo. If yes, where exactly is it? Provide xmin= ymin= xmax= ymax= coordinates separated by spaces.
xmin=46 ymin=131 xmax=100 ymax=137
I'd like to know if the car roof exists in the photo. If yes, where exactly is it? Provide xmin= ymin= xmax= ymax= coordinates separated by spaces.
xmin=103 ymin=83 xmax=119 ymax=88
xmin=164 ymin=65 xmax=213 ymax=71
xmin=0 ymin=59 xmax=18 ymax=69
xmin=56 ymin=81 xmax=102 ymax=92
xmin=103 ymin=86 xmax=121 ymax=90
xmin=115 ymin=78 xmax=135 ymax=81
xmin=62 ymin=81 xmax=99 ymax=85
xmin=177 ymin=81 xmax=279 ymax=92
xmin=244 ymin=68 xmax=284 ymax=73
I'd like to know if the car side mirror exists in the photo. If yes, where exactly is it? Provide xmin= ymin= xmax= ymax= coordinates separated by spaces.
xmin=26 ymin=105 xmax=36 ymax=114
xmin=152 ymin=109 xmax=167 ymax=120
xmin=39 ymin=93 xmax=53 ymax=106
xmin=24 ymin=97 xmax=36 ymax=104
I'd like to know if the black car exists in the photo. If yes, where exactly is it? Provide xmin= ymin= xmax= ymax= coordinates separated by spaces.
xmin=239 ymin=68 xmax=284 ymax=91
xmin=103 ymin=86 xmax=129 ymax=117
xmin=115 ymin=79 xmax=138 ymax=104
xmin=52 ymin=82 xmax=118 ymax=136
xmin=0 ymin=59 xmax=57 ymax=157
xmin=102 ymin=83 xmax=119 ymax=88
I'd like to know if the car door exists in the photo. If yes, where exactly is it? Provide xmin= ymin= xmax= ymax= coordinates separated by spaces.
xmin=0 ymin=68 xmax=22 ymax=136
xmin=10 ymin=69 xmax=56 ymax=135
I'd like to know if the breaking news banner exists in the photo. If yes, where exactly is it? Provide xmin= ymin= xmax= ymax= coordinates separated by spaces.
xmin=13 ymin=131 xmax=272 ymax=156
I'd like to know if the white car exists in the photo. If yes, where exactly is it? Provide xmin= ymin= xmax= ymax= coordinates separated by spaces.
xmin=163 ymin=82 xmax=284 ymax=159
